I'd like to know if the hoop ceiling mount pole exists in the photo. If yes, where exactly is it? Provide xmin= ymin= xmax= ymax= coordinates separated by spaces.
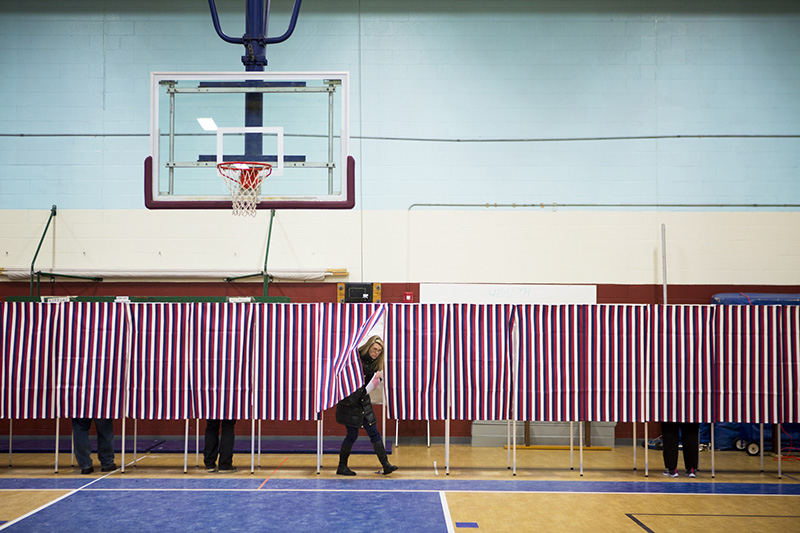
xmin=207 ymin=0 xmax=304 ymax=158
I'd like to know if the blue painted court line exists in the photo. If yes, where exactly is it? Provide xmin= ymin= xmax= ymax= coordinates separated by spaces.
xmin=1 ymin=477 xmax=799 ymax=495
xmin=93 ymin=477 xmax=266 ymax=490
xmin=0 ymin=437 xmax=164 ymax=454
xmin=0 ymin=479 xmax=88 ymax=490
xmin=0 ymin=490 xmax=449 ymax=532
xmin=250 ymin=478 xmax=800 ymax=496
xmin=455 ymin=522 xmax=479 ymax=528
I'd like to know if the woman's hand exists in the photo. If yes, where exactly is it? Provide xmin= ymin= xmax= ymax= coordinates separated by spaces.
xmin=365 ymin=371 xmax=383 ymax=394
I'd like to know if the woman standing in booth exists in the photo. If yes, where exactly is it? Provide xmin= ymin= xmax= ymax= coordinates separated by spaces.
xmin=335 ymin=335 xmax=398 ymax=476
xmin=661 ymin=422 xmax=699 ymax=478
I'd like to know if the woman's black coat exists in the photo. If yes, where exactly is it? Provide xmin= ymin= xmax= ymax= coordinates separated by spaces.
xmin=335 ymin=353 xmax=379 ymax=428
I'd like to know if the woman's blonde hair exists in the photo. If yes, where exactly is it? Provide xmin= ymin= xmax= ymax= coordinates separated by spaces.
xmin=358 ymin=335 xmax=385 ymax=370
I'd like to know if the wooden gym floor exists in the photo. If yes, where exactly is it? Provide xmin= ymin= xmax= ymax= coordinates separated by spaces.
xmin=1 ymin=443 xmax=799 ymax=532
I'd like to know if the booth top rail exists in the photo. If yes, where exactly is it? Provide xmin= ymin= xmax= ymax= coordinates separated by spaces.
xmin=4 ymin=296 xmax=290 ymax=303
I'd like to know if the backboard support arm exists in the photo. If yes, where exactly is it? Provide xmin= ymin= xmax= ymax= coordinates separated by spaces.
xmin=207 ymin=0 xmax=303 ymax=69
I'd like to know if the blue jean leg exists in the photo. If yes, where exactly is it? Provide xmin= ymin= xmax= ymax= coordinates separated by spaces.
xmin=94 ymin=418 xmax=115 ymax=468
xmin=72 ymin=418 xmax=93 ymax=469
xmin=343 ymin=425 xmax=359 ymax=447
xmin=343 ymin=421 xmax=382 ymax=447
xmin=72 ymin=418 xmax=116 ymax=469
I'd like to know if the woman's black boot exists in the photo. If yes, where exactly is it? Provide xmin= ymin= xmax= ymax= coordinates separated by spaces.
xmin=372 ymin=440 xmax=398 ymax=475
xmin=337 ymin=441 xmax=356 ymax=476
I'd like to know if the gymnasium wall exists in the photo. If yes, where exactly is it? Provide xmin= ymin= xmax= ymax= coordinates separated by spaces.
xmin=2 ymin=1 xmax=799 ymax=289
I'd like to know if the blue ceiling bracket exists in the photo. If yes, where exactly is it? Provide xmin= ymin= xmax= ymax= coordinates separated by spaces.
xmin=208 ymin=0 xmax=303 ymax=71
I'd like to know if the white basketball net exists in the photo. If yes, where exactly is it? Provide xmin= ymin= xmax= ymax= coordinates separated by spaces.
xmin=217 ymin=162 xmax=272 ymax=217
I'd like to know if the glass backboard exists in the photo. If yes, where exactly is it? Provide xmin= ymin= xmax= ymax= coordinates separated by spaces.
xmin=145 ymin=71 xmax=353 ymax=210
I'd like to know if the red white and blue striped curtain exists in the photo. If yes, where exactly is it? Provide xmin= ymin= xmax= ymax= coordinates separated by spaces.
xmin=0 ymin=302 xmax=58 ymax=419
xmin=56 ymin=302 xmax=127 ymax=419
xmin=385 ymin=304 xmax=449 ymax=420
xmin=648 ymin=305 xmax=715 ymax=423
xmin=715 ymin=305 xmax=782 ymax=424
xmin=781 ymin=306 xmax=800 ymax=423
xmin=191 ymin=302 xmax=254 ymax=420
xmin=515 ymin=305 xmax=583 ymax=422
xmin=252 ymin=303 xmax=316 ymax=421
xmin=451 ymin=304 xmax=513 ymax=420
xmin=314 ymin=303 xmax=386 ymax=413
xmin=127 ymin=303 xmax=192 ymax=419
xmin=6 ymin=300 xmax=800 ymax=426
xmin=583 ymin=305 xmax=649 ymax=422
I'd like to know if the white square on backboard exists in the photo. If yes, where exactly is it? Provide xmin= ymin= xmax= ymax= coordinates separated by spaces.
xmin=216 ymin=126 xmax=284 ymax=176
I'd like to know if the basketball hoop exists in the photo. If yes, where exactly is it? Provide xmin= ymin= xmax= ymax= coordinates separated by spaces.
xmin=216 ymin=161 xmax=273 ymax=216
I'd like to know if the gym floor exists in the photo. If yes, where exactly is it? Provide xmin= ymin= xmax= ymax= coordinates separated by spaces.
xmin=1 ymin=443 xmax=799 ymax=532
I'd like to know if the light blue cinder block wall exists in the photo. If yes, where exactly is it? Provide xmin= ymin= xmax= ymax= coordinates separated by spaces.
xmin=0 ymin=0 xmax=798 ymax=211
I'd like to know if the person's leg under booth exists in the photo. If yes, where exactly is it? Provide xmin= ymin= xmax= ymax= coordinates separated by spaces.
xmin=680 ymin=422 xmax=700 ymax=475
xmin=94 ymin=418 xmax=116 ymax=471
xmin=72 ymin=418 xmax=93 ymax=473
xmin=204 ymin=419 xmax=221 ymax=471
xmin=661 ymin=422 xmax=680 ymax=476
xmin=217 ymin=420 xmax=236 ymax=471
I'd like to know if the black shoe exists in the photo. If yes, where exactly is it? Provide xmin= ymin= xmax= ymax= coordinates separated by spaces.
xmin=80 ymin=467 xmax=94 ymax=475
xmin=101 ymin=464 xmax=117 ymax=472
xmin=371 ymin=440 xmax=398 ymax=475
xmin=205 ymin=465 xmax=217 ymax=473
xmin=218 ymin=466 xmax=237 ymax=474
xmin=337 ymin=441 xmax=356 ymax=476
xmin=337 ymin=463 xmax=356 ymax=476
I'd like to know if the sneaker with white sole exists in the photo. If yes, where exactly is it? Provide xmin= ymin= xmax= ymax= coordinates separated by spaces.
xmin=687 ymin=468 xmax=696 ymax=478
xmin=663 ymin=469 xmax=679 ymax=478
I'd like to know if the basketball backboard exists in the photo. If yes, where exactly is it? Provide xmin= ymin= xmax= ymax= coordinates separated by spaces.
xmin=145 ymin=71 xmax=354 ymax=210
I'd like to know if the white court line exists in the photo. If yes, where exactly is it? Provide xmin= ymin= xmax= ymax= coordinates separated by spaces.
xmin=439 ymin=491 xmax=455 ymax=533
xmin=0 ymin=456 xmax=146 ymax=530
xmin=0 ymin=474 xmax=109 ymax=530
